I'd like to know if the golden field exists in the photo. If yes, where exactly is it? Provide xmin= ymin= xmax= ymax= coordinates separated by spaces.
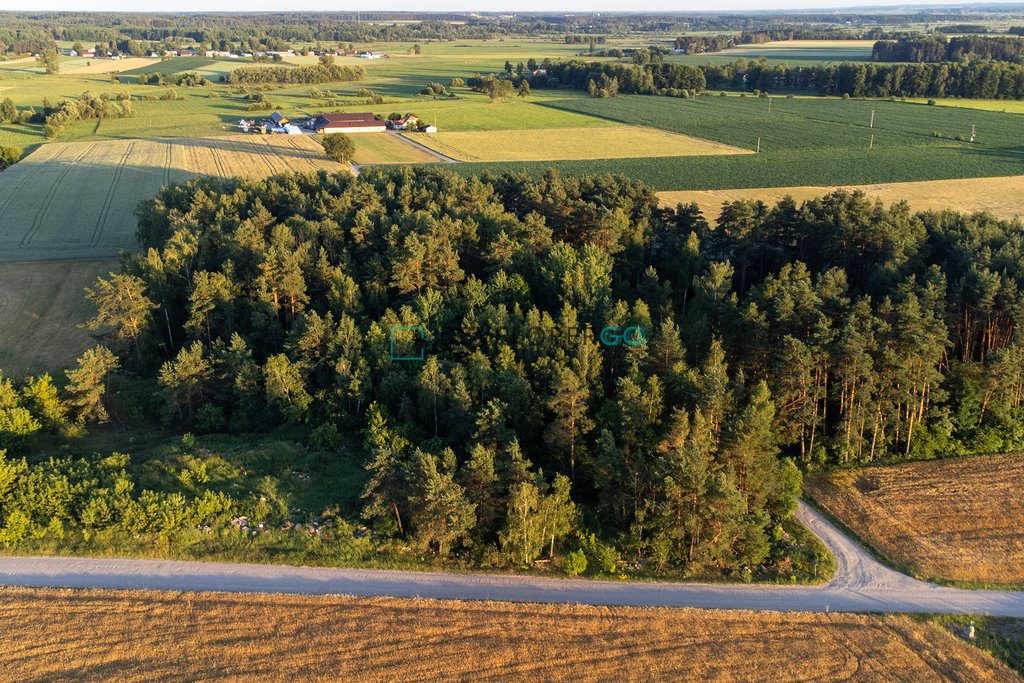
xmin=411 ymin=126 xmax=751 ymax=162
xmin=0 ymin=587 xmax=1017 ymax=682
xmin=0 ymin=135 xmax=346 ymax=262
xmin=658 ymin=175 xmax=1024 ymax=223
xmin=806 ymin=455 xmax=1024 ymax=584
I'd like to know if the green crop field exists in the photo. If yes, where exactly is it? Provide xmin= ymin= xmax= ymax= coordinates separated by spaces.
xmin=115 ymin=56 xmax=221 ymax=78
xmin=447 ymin=94 xmax=1022 ymax=190
xmin=666 ymin=40 xmax=877 ymax=67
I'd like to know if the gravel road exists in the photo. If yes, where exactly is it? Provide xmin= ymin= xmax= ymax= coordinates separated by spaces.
xmin=0 ymin=501 xmax=1020 ymax=615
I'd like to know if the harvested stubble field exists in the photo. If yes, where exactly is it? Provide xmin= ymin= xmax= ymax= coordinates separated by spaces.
xmin=0 ymin=587 xmax=1017 ymax=683
xmin=0 ymin=135 xmax=345 ymax=262
xmin=657 ymin=175 xmax=1024 ymax=223
xmin=0 ymin=259 xmax=115 ymax=373
xmin=806 ymin=455 xmax=1024 ymax=585
xmin=409 ymin=126 xmax=750 ymax=162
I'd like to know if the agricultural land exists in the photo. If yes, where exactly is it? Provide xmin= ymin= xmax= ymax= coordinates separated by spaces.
xmin=0 ymin=135 xmax=345 ymax=262
xmin=805 ymin=455 xmax=1024 ymax=585
xmin=0 ymin=587 xmax=1018 ymax=683
xmin=657 ymin=175 xmax=1024 ymax=222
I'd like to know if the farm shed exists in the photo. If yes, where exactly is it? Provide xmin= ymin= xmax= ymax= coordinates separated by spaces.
xmin=310 ymin=113 xmax=386 ymax=134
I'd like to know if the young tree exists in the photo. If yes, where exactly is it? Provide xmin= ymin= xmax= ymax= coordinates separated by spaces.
xmin=408 ymin=449 xmax=476 ymax=555
xmin=321 ymin=133 xmax=355 ymax=163
xmin=0 ymin=98 xmax=16 ymax=124
xmin=545 ymin=367 xmax=594 ymax=481
xmin=64 ymin=346 xmax=120 ymax=423
xmin=36 ymin=47 xmax=60 ymax=75
xmin=158 ymin=341 xmax=212 ymax=421
xmin=361 ymin=403 xmax=411 ymax=535
xmin=85 ymin=274 xmax=156 ymax=358
xmin=518 ymin=80 xmax=531 ymax=98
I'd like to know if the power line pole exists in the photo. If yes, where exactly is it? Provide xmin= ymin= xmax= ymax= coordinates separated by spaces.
xmin=869 ymin=134 xmax=874 ymax=149
xmin=756 ymin=137 xmax=761 ymax=153
xmin=971 ymin=124 xmax=976 ymax=143
xmin=870 ymin=109 xmax=875 ymax=129
xmin=768 ymin=97 xmax=772 ymax=113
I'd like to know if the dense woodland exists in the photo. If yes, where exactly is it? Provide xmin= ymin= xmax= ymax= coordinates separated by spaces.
xmin=872 ymin=35 xmax=1024 ymax=64
xmin=521 ymin=57 xmax=1024 ymax=99
xmin=227 ymin=59 xmax=365 ymax=85
xmin=45 ymin=168 xmax=1021 ymax=575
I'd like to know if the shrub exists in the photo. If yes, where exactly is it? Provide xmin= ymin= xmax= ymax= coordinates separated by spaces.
xmin=927 ymin=99 xmax=937 ymax=105
xmin=563 ymin=549 xmax=588 ymax=576
xmin=0 ymin=145 xmax=20 ymax=170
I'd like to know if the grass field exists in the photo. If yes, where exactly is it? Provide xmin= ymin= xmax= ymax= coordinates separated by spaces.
xmin=350 ymin=132 xmax=442 ymax=164
xmin=62 ymin=57 xmax=160 ymax=75
xmin=409 ymin=126 xmax=750 ymax=161
xmin=115 ymin=56 xmax=220 ymax=78
xmin=658 ymin=175 xmax=1024 ymax=222
xmin=0 ymin=587 xmax=1016 ymax=682
xmin=0 ymin=135 xmax=345 ymax=262
xmin=805 ymin=455 xmax=1024 ymax=585
xmin=0 ymin=259 xmax=114 ymax=373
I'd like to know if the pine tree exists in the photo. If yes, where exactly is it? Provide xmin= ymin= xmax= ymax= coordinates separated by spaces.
xmin=64 ymin=346 xmax=119 ymax=424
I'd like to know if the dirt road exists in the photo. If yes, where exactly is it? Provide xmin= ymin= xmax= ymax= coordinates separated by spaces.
xmin=0 ymin=502 xmax=1020 ymax=615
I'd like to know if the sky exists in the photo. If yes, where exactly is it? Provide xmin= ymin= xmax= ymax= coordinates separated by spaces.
xmin=12 ymin=1 xmax=1024 ymax=13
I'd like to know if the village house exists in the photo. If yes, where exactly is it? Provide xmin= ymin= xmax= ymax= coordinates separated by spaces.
xmin=308 ymin=112 xmax=386 ymax=134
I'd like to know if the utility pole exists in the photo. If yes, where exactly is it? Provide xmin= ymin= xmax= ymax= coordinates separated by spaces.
xmin=768 ymin=97 xmax=772 ymax=113
xmin=870 ymin=109 xmax=875 ymax=128
xmin=756 ymin=137 xmax=761 ymax=153
xmin=869 ymin=134 xmax=874 ymax=149
xmin=971 ymin=124 xmax=976 ymax=143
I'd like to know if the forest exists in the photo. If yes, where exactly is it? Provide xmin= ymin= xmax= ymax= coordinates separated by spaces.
xmin=522 ymin=57 xmax=1024 ymax=99
xmin=872 ymin=35 xmax=1024 ymax=63
xmin=226 ymin=59 xmax=365 ymax=85
xmin=37 ymin=167 xmax=1020 ymax=577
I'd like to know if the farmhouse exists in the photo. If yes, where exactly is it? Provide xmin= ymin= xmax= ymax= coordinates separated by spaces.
xmin=269 ymin=112 xmax=289 ymax=126
xmin=309 ymin=113 xmax=386 ymax=134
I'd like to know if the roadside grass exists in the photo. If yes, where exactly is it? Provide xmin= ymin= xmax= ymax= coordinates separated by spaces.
xmin=919 ymin=614 xmax=1024 ymax=677
xmin=0 ymin=587 xmax=1016 ymax=682
xmin=804 ymin=454 xmax=1024 ymax=587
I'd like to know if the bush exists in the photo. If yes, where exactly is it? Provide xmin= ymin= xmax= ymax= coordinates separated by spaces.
xmin=0 ymin=145 xmax=21 ymax=170
xmin=927 ymin=99 xmax=937 ymax=105
xmin=563 ymin=549 xmax=588 ymax=576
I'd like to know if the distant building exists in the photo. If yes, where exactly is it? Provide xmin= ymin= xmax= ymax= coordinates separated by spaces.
xmin=268 ymin=112 xmax=289 ymax=126
xmin=309 ymin=112 xmax=386 ymax=134
xmin=357 ymin=51 xmax=386 ymax=59
xmin=423 ymin=125 xmax=438 ymax=133
xmin=81 ymin=50 xmax=96 ymax=58
xmin=390 ymin=114 xmax=420 ymax=130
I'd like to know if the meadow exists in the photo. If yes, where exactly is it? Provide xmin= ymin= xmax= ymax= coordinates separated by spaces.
xmin=805 ymin=454 xmax=1024 ymax=586
xmin=0 ymin=587 xmax=1016 ymax=682
xmin=0 ymin=135 xmax=345 ymax=262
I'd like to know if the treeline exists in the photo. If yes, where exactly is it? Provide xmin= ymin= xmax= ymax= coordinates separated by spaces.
xmin=528 ymin=60 xmax=706 ymax=97
xmin=72 ymin=168 xmax=1024 ymax=573
xmin=41 ymin=91 xmax=135 ymax=139
xmin=701 ymin=58 xmax=1024 ymax=99
xmin=872 ymin=35 xmax=1024 ymax=63
xmin=519 ymin=56 xmax=1024 ymax=99
xmin=673 ymin=28 xmax=901 ymax=54
xmin=228 ymin=60 xmax=365 ymax=85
